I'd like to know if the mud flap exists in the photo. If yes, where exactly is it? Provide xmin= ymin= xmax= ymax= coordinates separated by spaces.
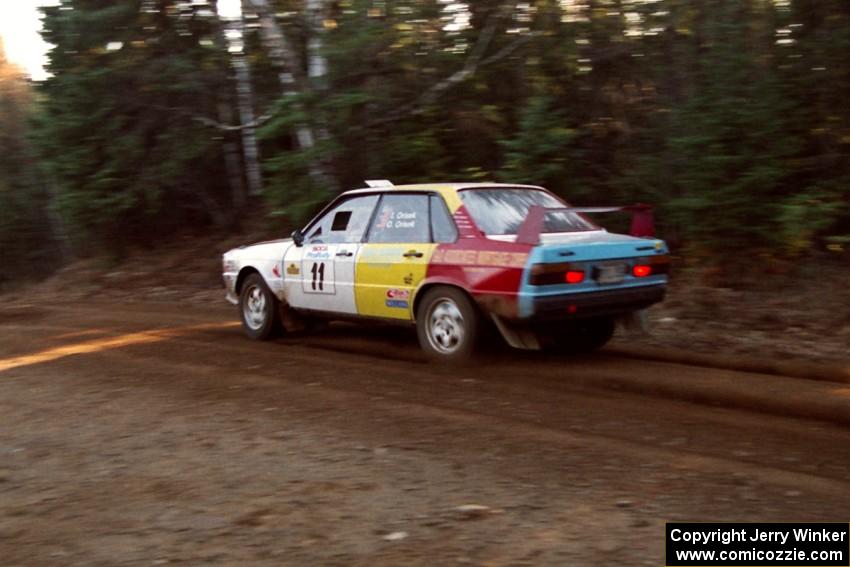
xmin=278 ymin=301 xmax=305 ymax=333
xmin=618 ymin=309 xmax=650 ymax=334
xmin=491 ymin=315 xmax=541 ymax=350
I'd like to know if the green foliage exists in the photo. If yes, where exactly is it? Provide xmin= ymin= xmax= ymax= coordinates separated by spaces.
xmin=3 ymin=0 xmax=848 ymax=271
xmin=497 ymin=96 xmax=580 ymax=197
xmin=779 ymin=185 xmax=849 ymax=255
xmin=0 ymin=43 xmax=58 ymax=284
xmin=33 ymin=0 xmax=237 ymax=251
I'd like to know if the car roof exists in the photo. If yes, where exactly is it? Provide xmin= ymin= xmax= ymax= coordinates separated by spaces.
xmin=343 ymin=182 xmax=542 ymax=195
xmin=341 ymin=183 xmax=545 ymax=209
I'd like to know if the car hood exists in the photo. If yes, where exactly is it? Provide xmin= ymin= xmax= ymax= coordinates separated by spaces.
xmin=225 ymin=238 xmax=293 ymax=261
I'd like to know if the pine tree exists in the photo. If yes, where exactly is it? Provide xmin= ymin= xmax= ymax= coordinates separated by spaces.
xmin=0 ymin=38 xmax=59 ymax=284
xmin=35 ymin=0 xmax=238 ymax=251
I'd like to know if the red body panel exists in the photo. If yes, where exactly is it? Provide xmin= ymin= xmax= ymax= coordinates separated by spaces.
xmin=423 ymin=207 xmax=532 ymax=319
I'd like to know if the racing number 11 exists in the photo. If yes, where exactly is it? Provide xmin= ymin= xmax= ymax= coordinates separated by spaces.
xmin=300 ymin=255 xmax=333 ymax=295
xmin=310 ymin=262 xmax=325 ymax=291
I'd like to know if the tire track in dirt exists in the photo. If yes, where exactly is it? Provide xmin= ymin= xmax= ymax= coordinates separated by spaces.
xmin=4 ymin=301 xmax=849 ymax=492
xmin=27 ymin=321 xmax=850 ymax=497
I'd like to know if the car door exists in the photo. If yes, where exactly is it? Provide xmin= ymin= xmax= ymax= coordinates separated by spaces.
xmin=355 ymin=193 xmax=436 ymax=320
xmin=283 ymin=194 xmax=379 ymax=314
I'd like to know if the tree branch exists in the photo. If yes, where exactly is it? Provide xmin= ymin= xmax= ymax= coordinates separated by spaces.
xmin=369 ymin=29 xmax=539 ymax=127
xmin=176 ymin=7 xmax=536 ymax=132
xmin=480 ymin=30 xmax=538 ymax=66
xmin=149 ymin=102 xmax=279 ymax=132
xmin=189 ymin=109 xmax=277 ymax=132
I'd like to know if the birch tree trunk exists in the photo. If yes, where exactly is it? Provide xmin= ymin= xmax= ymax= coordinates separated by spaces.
xmin=225 ymin=13 xmax=264 ymax=197
xmin=245 ymin=0 xmax=336 ymax=193
xmin=217 ymin=100 xmax=247 ymax=210
xmin=305 ymin=0 xmax=332 ymax=147
xmin=232 ymin=55 xmax=263 ymax=197
xmin=305 ymin=0 xmax=328 ymax=84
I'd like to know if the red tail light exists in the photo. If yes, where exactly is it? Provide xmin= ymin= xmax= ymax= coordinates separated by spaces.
xmin=565 ymin=270 xmax=585 ymax=284
xmin=632 ymin=255 xmax=671 ymax=277
xmin=530 ymin=262 xmax=586 ymax=286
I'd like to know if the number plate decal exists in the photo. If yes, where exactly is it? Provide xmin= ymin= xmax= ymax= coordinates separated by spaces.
xmin=595 ymin=262 xmax=626 ymax=284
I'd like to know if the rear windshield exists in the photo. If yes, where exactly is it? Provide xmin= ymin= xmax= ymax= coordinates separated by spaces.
xmin=459 ymin=188 xmax=597 ymax=235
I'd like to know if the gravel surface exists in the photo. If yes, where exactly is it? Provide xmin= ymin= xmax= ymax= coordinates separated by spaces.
xmin=1 ymin=301 xmax=849 ymax=565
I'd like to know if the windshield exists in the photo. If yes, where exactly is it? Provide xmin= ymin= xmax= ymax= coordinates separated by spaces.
xmin=459 ymin=188 xmax=597 ymax=235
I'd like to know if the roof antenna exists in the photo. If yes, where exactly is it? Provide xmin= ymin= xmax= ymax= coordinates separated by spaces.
xmin=365 ymin=179 xmax=394 ymax=188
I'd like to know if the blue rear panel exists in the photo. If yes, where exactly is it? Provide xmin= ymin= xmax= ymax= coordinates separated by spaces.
xmin=517 ymin=231 xmax=669 ymax=319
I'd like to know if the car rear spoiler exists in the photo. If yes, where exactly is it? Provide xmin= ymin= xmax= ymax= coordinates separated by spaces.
xmin=515 ymin=204 xmax=655 ymax=245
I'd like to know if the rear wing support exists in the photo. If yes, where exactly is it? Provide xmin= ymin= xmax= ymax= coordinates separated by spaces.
xmin=515 ymin=204 xmax=655 ymax=246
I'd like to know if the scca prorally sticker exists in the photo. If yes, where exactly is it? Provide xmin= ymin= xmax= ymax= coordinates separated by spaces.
xmin=385 ymin=299 xmax=409 ymax=309
xmin=305 ymin=244 xmax=331 ymax=260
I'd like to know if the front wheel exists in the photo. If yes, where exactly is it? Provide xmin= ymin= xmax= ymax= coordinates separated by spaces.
xmin=239 ymin=273 xmax=280 ymax=340
xmin=416 ymin=287 xmax=480 ymax=363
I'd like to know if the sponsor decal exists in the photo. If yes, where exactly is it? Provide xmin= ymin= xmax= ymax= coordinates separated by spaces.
xmin=305 ymin=244 xmax=331 ymax=260
xmin=443 ymin=249 xmax=479 ymax=265
xmin=403 ymin=273 xmax=414 ymax=285
xmin=431 ymin=249 xmax=528 ymax=268
xmin=272 ymin=264 xmax=281 ymax=277
xmin=476 ymin=251 xmax=528 ymax=268
xmin=385 ymin=299 xmax=409 ymax=309
xmin=286 ymin=263 xmax=300 ymax=275
xmin=386 ymin=288 xmax=410 ymax=300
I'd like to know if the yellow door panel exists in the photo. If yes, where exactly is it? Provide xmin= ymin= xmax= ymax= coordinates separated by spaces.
xmin=355 ymin=243 xmax=437 ymax=320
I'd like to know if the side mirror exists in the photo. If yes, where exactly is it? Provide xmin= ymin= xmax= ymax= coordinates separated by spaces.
xmin=291 ymin=229 xmax=304 ymax=247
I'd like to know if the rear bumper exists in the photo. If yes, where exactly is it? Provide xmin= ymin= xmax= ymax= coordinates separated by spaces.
xmin=529 ymin=284 xmax=665 ymax=321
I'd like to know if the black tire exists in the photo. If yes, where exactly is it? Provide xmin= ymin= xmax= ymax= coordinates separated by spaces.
xmin=416 ymin=286 xmax=480 ymax=363
xmin=238 ymin=273 xmax=280 ymax=340
xmin=539 ymin=316 xmax=615 ymax=354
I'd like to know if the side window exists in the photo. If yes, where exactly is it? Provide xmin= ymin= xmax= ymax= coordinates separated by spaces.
xmin=306 ymin=195 xmax=379 ymax=244
xmin=368 ymin=194 xmax=430 ymax=244
xmin=430 ymin=195 xmax=458 ymax=243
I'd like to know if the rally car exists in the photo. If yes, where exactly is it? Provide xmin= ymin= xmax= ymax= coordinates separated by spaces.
xmin=222 ymin=181 xmax=669 ymax=361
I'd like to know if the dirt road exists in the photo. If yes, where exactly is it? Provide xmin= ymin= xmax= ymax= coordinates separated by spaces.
xmin=2 ymin=301 xmax=849 ymax=566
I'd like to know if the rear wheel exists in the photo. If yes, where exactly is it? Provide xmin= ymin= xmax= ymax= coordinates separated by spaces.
xmin=416 ymin=287 xmax=479 ymax=363
xmin=239 ymin=273 xmax=280 ymax=340
xmin=539 ymin=316 xmax=615 ymax=354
